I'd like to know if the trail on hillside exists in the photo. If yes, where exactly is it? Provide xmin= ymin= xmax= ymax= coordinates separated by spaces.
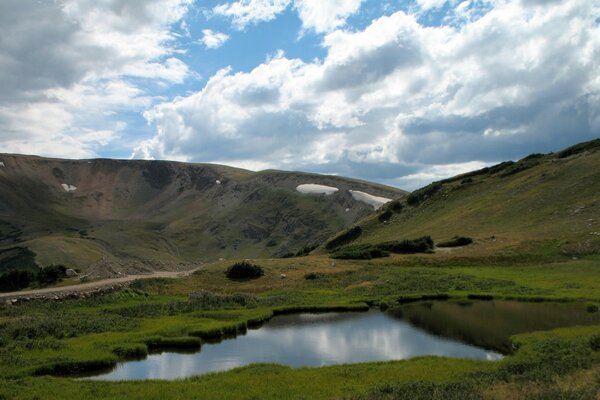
xmin=0 ymin=267 xmax=201 ymax=301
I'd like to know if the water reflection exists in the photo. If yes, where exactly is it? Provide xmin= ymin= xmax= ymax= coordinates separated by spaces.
xmin=91 ymin=311 xmax=501 ymax=380
xmin=391 ymin=300 xmax=600 ymax=353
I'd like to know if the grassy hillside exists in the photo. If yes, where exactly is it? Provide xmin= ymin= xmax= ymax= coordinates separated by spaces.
xmin=0 ymin=155 xmax=404 ymax=275
xmin=335 ymin=139 xmax=600 ymax=259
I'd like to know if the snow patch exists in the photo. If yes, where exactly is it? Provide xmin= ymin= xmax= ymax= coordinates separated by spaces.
xmin=216 ymin=180 xmax=221 ymax=184
xmin=349 ymin=190 xmax=391 ymax=210
xmin=0 ymin=162 xmax=4 ymax=167
xmin=296 ymin=184 xmax=339 ymax=195
xmin=61 ymin=183 xmax=77 ymax=192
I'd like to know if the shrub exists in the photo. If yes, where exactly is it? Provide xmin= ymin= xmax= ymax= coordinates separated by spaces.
xmin=331 ymin=244 xmax=390 ymax=260
xmin=295 ymin=244 xmax=318 ymax=257
xmin=591 ymin=335 xmax=600 ymax=351
xmin=225 ymin=261 xmax=264 ymax=280
xmin=36 ymin=265 xmax=67 ymax=286
xmin=0 ymin=269 xmax=34 ymax=292
xmin=304 ymin=272 xmax=319 ymax=280
xmin=378 ymin=236 xmax=434 ymax=253
xmin=389 ymin=201 xmax=404 ymax=213
xmin=325 ymin=226 xmax=363 ymax=250
xmin=437 ymin=236 xmax=474 ymax=248
xmin=406 ymin=183 xmax=442 ymax=206
xmin=378 ymin=209 xmax=393 ymax=222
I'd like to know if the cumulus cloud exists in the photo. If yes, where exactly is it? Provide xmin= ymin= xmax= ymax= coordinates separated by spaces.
xmin=135 ymin=0 xmax=600 ymax=190
xmin=294 ymin=0 xmax=365 ymax=33
xmin=0 ymin=0 xmax=192 ymax=158
xmin=213 ymin=0 xmax=364 ymax=33
xmin=201 ymin=29 xmax=230 ymax=49
xmin=212 ymin=0 xmax=291 ymax=30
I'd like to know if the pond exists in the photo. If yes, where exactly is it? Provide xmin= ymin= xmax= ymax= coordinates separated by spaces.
xmin=88 ymin=300 xmax=599 ymax=381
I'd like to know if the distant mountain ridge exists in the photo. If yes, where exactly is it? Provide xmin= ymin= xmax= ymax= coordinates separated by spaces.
xmin=0 ymin=154 xmax=405 ymax=275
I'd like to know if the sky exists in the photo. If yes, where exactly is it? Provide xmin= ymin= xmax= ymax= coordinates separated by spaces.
xmin=0 ymin=0 xmax=598 ymax=190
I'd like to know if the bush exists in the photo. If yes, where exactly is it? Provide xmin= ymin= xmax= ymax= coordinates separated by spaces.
xmin=406 ymin=183 xmax=442 ymax=206
xmin=295 ymin=244 xmax=318 ymax=257
xmin=304 ymin=272 xmax=320 ymax=280
xmin=437 ymin=236 xmax=474 ymax=248
xmin=0 ymin=269 xmax=34 ymax=292
xmin=225 ymin=261 xmax=264 ymax=280
xmin=389 ymin=201 xmax=404 ymax=213
xmin=378 ymin=236 xmax=434 ymax=253
xmin=36 ymin=265 xmax=67 ymax=286
xmin=591 ymin=335 xmax=600 ymax=351
xmin=378 ymin=209 xmax=393 ymax=222
xmin=331 ymin=244 xmax=390 ymax=260
xmin=325 ymin=226 xmax=363 ymax=250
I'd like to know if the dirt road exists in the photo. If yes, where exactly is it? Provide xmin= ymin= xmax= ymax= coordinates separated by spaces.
xmin=0 ymin=267 xmax=201 ymax=302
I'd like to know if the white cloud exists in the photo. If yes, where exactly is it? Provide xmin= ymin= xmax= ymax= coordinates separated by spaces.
xmin=201 ymin=29 xmax=230 ymax=49
xmin=213 ymin=0 xmax=364 ymax=33
xmin=294 ymin=0 xmax=365 ymax=33
xmin=135 ymin=0 xmax=600 ymax=189
xmin=0 ymin=0 xmax=192 ymax=158
xmin=212 ymin=0 xmax=291 ymax=30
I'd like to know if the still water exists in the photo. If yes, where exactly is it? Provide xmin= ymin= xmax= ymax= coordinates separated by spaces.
xmin=91 ymin=311 xmax=501 ymax=380
xmin=89 ymin=300 xmax=598 ymax=381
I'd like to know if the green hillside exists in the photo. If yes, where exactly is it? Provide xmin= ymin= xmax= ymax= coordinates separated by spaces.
xmin=328 ymin=139 xmax=600 ymax=259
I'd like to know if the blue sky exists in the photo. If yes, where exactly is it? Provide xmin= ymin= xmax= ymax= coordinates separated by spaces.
xmin=0 ymin=0 xmax=598 ymax=190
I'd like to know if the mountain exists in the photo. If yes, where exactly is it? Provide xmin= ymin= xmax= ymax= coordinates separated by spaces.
xmin=329 ymin=139 xmax=600 ymax=259
xmin=0 ymin=154 xmax=405 ymax=276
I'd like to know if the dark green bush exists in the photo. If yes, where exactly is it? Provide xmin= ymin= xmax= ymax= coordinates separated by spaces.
xmin=225 ymin=261 xmax=264 ymax=280
xmin=407 ymin=183 xmax=442 ymax=205
xmin=325 ymin=226 xmax=363 ymax=250
xmin=331 ymin=244 xmax=390 ymax=260
xmin=304 ymin=272 xmax=320 ymax=280
xmin=0 ymin=269 xmax=34 ymax=292
xmin=437 ymin=236 xmax=473 ymax=248
xmin=378 ymin=209 xmax=393 ymax=222
xmin=36 ymin=265 xmax=67 ymax=286
xmin=295 ymin=244 xmax=318 ymax=257
xmin=590 ymin=335 xmax=600 ymax=351
xmin=389 ymin=201 xmax=403 ymax=213
xmin=378 ymin=236 xmax=434 ymax=253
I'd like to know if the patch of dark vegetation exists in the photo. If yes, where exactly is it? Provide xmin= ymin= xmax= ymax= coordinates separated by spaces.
xmin=331 ymin=244 xmax=390 ymax=260
xmin=325 ymin=226 xmax=362 ymax=250
xmin=587 ymin=304 xmax=599 ymax=313
xmin=397 ymin=294 xmax=450 ymax=304
xmin=467 ymin=294 xmax=494 ymax=301
xmin=0 ymin=270 xmax=34 ymax=291
xmin=377 ymin=236 xmax=434 ymax=254
xmin=145 ymin=336 xmax=201 ymax=351
xmin=35 ymin=265 xmax=66 ymax=286
xmin=590 ymin=335 xmax=600 ymax=351
xmin=556 ymin=138 xmax=600 ymax=159
xmin=0 ymin=247 xmax=38 ymax=274
xmin=388 ymin=200 xmax=404 ymax=213
xmin=190 ymin=323 xmax=247 ymax=342
xmin=294 ymin=244 xmax=319 ymax=257
xmin=34 ymin=359 xmax=116 ymax=377
xmin=112 ymin=344 xmax=148 ymax=359
xmin=225 ymin=261 xmax=264 ymax=280
xmin=437 ymin=236 xmax=474 ymax=248
xmin=242 ymin=223 xmax=269 ymax=242
xmin=406 ymin=183 xmax=442 ymax=206
xmin=142 ymin=161 xmax=174 ymax=190
xmin=51 ymin=167 xmax=64 ymax=180
xmin=304 ymin=272 xmax=320 ymax=280
xmin=378 ymin=209 xmax=393 ymax=222
xmin=461 ymin=177 xmax=473 ymax=184
xmin=331 ymin=237 xmax=434 ymax=260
